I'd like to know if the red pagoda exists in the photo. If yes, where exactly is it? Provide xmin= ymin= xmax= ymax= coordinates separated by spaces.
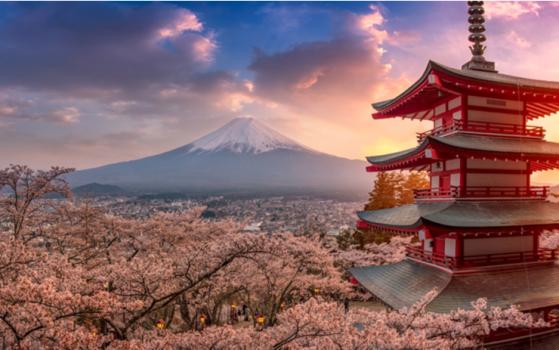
xmin=351 ymin=1 xmax=559 ymax=343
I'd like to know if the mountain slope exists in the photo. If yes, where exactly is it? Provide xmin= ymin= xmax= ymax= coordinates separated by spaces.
xmin=68 ymin=118 xmax=373 ymax=197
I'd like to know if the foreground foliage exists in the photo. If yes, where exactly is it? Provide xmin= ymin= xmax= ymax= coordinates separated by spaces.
xmin=0 ymin=165 xmax=543 ymax=349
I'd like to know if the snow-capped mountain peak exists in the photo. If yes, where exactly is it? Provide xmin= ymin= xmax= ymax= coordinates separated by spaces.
xmin=188 ymin=117 xmax=310 ymax=154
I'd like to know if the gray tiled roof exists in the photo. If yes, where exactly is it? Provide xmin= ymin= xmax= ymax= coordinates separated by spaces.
xmin=350 ymin=260 xmax=559 ymax=313
xmin=433 ymin=133 xmax=559 ymax=156
xmin=424 ymin=200 xmax=559 ymax=228
xmin=349 ymin=260 xmax=451 ymax=310
xmin=433 ymin=263 xmax=559 ymax=312
xmin=357 ymin=202 xmax=451 ymax=228
xmin=434 ymin=61 xmax=559 ymax=91
xmin=366 ymin=133 xmax=559 ymax=166
xmin=373 ymin=61 xmax=559 ymax=111
xmin=358 ymin=200 xmax=559 ymax=229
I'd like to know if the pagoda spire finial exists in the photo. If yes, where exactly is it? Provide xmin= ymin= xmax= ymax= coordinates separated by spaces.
xmin=461 ymin=1 xmax=497 ymax=72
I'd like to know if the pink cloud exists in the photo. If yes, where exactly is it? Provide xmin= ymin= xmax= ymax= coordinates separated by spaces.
xmin=294 ymin=70 xmax=324 ymax=90
xmin=505 ymin=30 xmax=531 ymax=49
xmin=386 ymin=31 xmax=422 ymax=46
xmin=0 ymin=104 xmax=17 ymax=116
xmin=154 ymin=9 xmax=217 ymax=64
xmin=356 ymin=5 xmax=389 ymax=44
xmin=191 ymin=34 xmax=218 ymax=63
xmin=216 ymin=92 xmax=254 ymax=112
xmin=485 ymin=2 xmax=541 ymax=20
xmin=157 ymin=9 xmax=203 ymax=39
xmin=49 ymin=107 xmax=80 ymax=124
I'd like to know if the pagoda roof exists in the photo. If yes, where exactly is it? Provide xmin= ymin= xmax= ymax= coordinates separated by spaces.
xmin=350 ymin=260 xmax=559 ymax=313
xmin=372 ymin=61 xmax=559 ymax=120
xmin=357 ymin=200 xmax=559 ymax=231
xmin=366 ymin=133 xmax=559 ymax=172
xmin=357 ymin=203 xmax=449 ymax=230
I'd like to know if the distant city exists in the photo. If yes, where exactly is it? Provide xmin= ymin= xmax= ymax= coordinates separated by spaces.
xmin=83 ymin=195 xmax=361 ymax=236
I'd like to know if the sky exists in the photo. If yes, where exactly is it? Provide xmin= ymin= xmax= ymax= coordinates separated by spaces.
xmin=1 ymin=1 xmax=559 ymax=183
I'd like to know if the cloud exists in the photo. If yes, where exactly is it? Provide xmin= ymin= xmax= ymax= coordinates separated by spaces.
xmin=157 ymin=9 xmax=203 ymax=39
xmin=0 ymin=96 xmax=32 ymax=121
xmin=0 ymin=93 xmax=81 ymax=125
xmin=294 ymin=70 xmax=324 ymax=90
xmin=0 ymin=3 xmax=216 ymax=93
xmin=0 ymin=1 xmax=248 ymax=139
xmin=46 ymin=107 xmax=80 ymax=124
xmin=248 ymin=38 xmax=381 ymax=114
xmin=248 ymin=6 xmax=403 ymax=118
xmin=0 ymin=105 xmax=18 ymax=117
xmin=355 ymin=5 xmax=389 ymax=44
xmin=485 ymin=2 xmax=541 ymax=20
xmin=190 ymin=33 xmax=218 ymax=63
xmin=505 ymin=30 xmax=531 ymax=49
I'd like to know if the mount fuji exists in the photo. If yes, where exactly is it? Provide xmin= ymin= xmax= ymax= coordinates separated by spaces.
xmin=68 ymin=118 xmax=372 ymax=198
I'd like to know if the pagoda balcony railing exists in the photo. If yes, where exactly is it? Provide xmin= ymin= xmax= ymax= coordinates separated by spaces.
xmin=414 ymin=186 xmax=550 ymax=200
xmin=406 ymin=245 xmax=558 ymax=270
xmin=417 ymin=120 xmax=545 ymax=142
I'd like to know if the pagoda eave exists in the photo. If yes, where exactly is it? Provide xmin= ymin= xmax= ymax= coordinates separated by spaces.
xmin=358 ymin=200 xmax=559 ymax=231
xmin=372 ymin=61 xmax=559 ymax=120
xmin=366 ymin=134 xmax=559 ymax=173
xmin=356 ymin=218 xmax=422 ymax=234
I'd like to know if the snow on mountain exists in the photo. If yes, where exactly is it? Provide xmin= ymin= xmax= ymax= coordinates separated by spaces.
xmin=187 ymin=117 xmax=310 ymax=154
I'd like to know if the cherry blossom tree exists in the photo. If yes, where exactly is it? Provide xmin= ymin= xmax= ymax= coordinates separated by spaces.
xmin=332 ymin=235 xmax=411 ymax=270
xmin=540 ymin=230 xmax=559 ymax=250
xmin=228 ymin=233 xmax=350 ymax=327
xmin=0 ymin=164 xmax=73 ymax=239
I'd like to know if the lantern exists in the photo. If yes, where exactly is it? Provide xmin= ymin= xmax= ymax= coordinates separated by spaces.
xmin=156 ymin=319 xmax=165 ymax=330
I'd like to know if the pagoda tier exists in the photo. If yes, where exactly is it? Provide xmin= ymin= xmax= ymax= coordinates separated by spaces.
xmin=366 ymin=133 xmax=559 ymax=172
xmin=357 ymin=200 xmax=559 ymax=270
xmin=357 ymin=200 xmax=559 ymax=232
xmin=373 ymin=61 xmax=559 ymax=121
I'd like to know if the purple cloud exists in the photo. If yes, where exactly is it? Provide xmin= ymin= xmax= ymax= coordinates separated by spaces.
xmin=0 ymin=3 xmax=216 ymax=93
